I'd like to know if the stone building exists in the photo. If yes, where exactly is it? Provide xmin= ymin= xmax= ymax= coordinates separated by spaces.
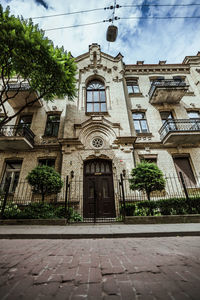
xmin=0 ymin=44 xmax=200 ymax=218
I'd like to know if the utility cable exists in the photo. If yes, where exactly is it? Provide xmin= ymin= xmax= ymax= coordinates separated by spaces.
xmin=120 ymin=16 xmax=200 ymax=20
xmin=32 ymin=6 xmax=117 ymax=20
xmin=45 ymin=20 xmax=107 ymax=32
xmin=32 ymin=3 xmax=200 ymax=20
xmin=45 ymin=15 xmax=200 ymax=31
xmin=122 ymin=3 xmax=200 ymax=8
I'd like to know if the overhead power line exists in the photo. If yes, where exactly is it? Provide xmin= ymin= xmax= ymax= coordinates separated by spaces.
xmin=32 ymin=8 xmax=105 ymax=19
xmin=121 ymin=16 xmax=200 ymax=20
xmin=122 ymin=3 xmax=200 ymax=8
xmin=32 ymin=3 xmax=200 ymax=20
xmin=45 ymin=20 xmax=106 ymax=32
xmin=45 ymin=15 xmax=200 ymax=32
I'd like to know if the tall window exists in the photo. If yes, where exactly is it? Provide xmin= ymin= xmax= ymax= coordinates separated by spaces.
xmin=160 ymin=111 xmax=173 ymax=124
xmin=188 ymin=111 xmax=200 ymax=130
xmin=132 ymin=112 xmax=149 ymax=133
xmin=18 ymin=115 xmax=33 ymax=128
xmin=86 ymin=80 xmax=107 ymax=113
xmin=126 ymin=80 xmax=140 ymax=94
xmin=1 ymin=160 xmax=22 ymax=193
xmin=188 ymin=111 xmax=200 ymax=119
xmin=44 ymin=114 xmax=60 ymax=137
xmin=38 ymin=158 xmax=55 ymax=168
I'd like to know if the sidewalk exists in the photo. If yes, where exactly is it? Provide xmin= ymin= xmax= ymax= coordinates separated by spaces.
xmin=0 ymin=223 xmax=200 ymax=239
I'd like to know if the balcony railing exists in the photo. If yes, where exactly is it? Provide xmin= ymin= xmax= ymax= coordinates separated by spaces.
xmin=7 ymin=82 xmax=31 ymax=91
xmin=149 ymin=79 xmax=187 ymax=101
xmin=159 ymin=119 xmax=200 ymax=141
xmin=0 ymin=124 xmax=35 ymax=145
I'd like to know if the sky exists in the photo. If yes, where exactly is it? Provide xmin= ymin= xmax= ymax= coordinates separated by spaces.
xmin=1 ymin=0 xmax=200 ymax=64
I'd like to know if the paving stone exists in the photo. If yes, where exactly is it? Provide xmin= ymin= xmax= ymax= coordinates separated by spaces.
xmin=0 ymin=237 xmax=200 ymax=299
xmin=103 ymin=277 xmax=119 ymax=295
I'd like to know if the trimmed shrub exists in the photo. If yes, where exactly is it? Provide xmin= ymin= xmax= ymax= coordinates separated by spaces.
xmin=129 ymin=161 xmax=165 ymax=201
xmin=26 ymin=165 xmax=63 ymax=202
xmin=123 ymin=197 xmax=200 ymax=216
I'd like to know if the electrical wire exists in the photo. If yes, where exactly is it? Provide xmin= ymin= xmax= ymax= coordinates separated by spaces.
xmin=122 ymin=3 xmax=200 ymax=8
xmin=31 ymin=3 xmax=200 ymax=20
xmin=32 ymin=7 xmax=106 ymax=19
xmin=120 ymin=16 xmax=200 ymax=20
xmin=45 ymin=20 xmax=106 ymax=32
xmin=45 ymin=15 xmax=200 ymax=31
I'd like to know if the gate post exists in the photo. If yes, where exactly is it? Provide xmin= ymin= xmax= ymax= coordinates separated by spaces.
xmin=120 ymin=173 xmax=126 ymax=222
xmin=179 ymin=172 xmax=192 ymax=213
xmin=0 ymin=177 xmax=11 ymax=219
xmin=64 ymin=176 xmax=70 ymax=222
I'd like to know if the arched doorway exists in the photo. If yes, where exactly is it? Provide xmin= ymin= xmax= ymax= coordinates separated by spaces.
xmin=83 ymin=159 xmax=115 ymax=218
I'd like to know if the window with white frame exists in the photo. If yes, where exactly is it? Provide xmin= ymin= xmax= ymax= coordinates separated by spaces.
xmin=86 ymin=80 xmax=107 ymax=113
xmin=132 ymin=112 xmax=149 ymax=133
xmin=126 ymin=80 xmax=140 ymax=94
xmin=1 ymin=160 xmax=22 ymax=193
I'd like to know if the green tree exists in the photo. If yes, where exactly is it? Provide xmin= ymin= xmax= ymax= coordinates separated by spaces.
xmin=0 ymin=5 xmax=77 ymax=127
xmin=129 ymin=161 xmax=166 ymax=201
xmin=26 ymin=165 xmax=63 ymax=202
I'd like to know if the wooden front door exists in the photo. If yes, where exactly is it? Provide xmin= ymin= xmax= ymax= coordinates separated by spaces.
xmin=83 ymin=159 xmax=115 ymax=218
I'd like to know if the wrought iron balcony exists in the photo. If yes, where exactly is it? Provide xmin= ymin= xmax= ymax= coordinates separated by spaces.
xmin=0 ymin=125 xmax=35 ymax=150
xmin=159 ymin=119 xmax=200 ymax=144
xmin=7 ymin=82 xmax=31 ymax=91
xmin=5 ymin=83 xmax=42 ymax=108
xmin=149 ymin=80 xmax=188 ymax=104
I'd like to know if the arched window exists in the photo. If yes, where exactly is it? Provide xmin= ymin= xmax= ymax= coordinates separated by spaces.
xmin=86 ymin=80 xmax=107 ymax=113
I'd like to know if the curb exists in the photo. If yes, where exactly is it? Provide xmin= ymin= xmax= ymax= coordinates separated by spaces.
xmin=0 ymin=231 xmax=200 ymax=239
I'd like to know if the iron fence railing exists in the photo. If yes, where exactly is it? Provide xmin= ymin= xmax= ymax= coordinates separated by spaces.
xmin=1 ymin=174 xmax=200 ymax=222
xmin=149 ymin=79 xmax=187 ymax=99
xmin=159 ymin=119 xmax=200 ymax=140
xmin=0 ymin=125 xmax=35 ymax=145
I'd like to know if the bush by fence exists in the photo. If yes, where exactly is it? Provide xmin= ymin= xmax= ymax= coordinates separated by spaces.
xmin=0 ymin=201 xmax=82 ymax=221
xmin=122 ymin=196 xmax=200 ymax=216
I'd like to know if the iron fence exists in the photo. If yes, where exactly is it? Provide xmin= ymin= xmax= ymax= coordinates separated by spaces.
xmin=0 ymin=173 xmax=200 ymax=222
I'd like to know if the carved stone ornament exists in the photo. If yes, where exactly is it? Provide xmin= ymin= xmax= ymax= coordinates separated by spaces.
xmin=92 ymin=137 xmax=104 ymax=149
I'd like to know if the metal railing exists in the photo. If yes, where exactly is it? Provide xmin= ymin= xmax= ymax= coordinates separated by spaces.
xmin=0 ymin=125 xmax=35 ymax=145
xmin=7 ymin=82 xmax=30 ymax=91
xmin=149 ymin=79 xmax=187 ymax=99
xmin=1 ymin=174 xmax=200 ymax=222
xmin=159 ymin=119 xmax=200 ymax=140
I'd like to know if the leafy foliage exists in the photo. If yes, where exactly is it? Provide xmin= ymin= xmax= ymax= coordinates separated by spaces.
xmin=0 ymin=5 xmax=77 ymax=127
xmin=0 ymin=201 xmax=82 ymax=221
xmin=0 ymin=201 xmax=21 ymax=218
xmin=123 ymin=197 xmax=200 ymax=216
xmin=26 ymin=165 xmax=63 ymax=202
xmin=129 ymin=161 xmax=166 ymax=201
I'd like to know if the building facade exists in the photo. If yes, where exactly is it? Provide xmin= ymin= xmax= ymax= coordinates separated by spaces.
xmin=1 ymin=44 xmax=200 ymax=218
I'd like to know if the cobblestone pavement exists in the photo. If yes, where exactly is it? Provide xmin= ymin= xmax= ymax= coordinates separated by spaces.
xmin=0 ymin=237 xmax=200 ymax=300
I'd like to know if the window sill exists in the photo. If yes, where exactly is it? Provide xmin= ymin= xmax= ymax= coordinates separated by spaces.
xmin=85 ymin=112 xmax=109 ymax=116
xmin=129 ymin=93 xmax=144 ymax=97
xmin=136 ymin=132 xmax=152 ymax=137
xmin=42 ymin=135 xmax=59 ymax=139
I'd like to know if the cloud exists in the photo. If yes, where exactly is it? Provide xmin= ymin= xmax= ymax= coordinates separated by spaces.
xmin=34 ymin=0 xmax=49 ymax=9
xmin=1 ymin=0 xmax=200 ymax=63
